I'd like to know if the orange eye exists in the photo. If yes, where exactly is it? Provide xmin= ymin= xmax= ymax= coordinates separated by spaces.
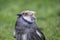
xmin=24 ymin=13 xmax=28 ymax=16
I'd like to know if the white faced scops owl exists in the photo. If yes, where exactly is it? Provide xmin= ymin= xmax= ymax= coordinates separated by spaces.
xmin=14 ymin=10 xmax=45 ymax=40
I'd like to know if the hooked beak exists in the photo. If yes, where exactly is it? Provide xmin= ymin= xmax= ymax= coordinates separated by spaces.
xmin=31 ymin=15 xmax=36 ymax=22
xmin=32 ymin=15 xmax=36 ymax=19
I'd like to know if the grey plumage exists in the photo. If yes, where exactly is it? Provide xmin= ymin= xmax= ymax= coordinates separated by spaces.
xmin=14 ymin=11 xmax=45 ymax=40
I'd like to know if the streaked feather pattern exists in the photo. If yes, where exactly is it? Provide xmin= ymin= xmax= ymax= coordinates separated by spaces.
xmin=14 ymin=10 xmax=45 ymax=40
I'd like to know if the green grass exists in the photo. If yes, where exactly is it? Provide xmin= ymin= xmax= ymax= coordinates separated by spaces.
xmin=0 ymin=0 xmax=60 ymax=40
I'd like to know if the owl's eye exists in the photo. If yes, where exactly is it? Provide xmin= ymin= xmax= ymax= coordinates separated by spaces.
xmin=24 ymin=13 xmax=29 ymax=16
xmin=32 ymin=13 xmax=35 ymax=16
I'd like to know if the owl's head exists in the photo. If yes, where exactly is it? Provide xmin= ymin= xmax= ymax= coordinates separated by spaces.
xmin=17 ymin=10 xmax=36 ymax=23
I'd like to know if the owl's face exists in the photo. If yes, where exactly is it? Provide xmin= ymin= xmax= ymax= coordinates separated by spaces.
xmin=22 ymin=10 xmax=36 ymax=23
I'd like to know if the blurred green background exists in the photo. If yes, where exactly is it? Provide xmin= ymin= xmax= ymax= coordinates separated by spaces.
xmin=0 ymin=0 xmax=60 ymax=40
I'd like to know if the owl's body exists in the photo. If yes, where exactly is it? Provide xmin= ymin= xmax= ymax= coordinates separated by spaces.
xmin=14 ymin=10 xmax=45 ymax=40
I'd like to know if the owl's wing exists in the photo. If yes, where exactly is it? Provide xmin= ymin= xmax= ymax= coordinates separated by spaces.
xmin=30 ymin=23 xmax=45 ymax=40
xmin=35 ymin=28 xmax=45 ymax=40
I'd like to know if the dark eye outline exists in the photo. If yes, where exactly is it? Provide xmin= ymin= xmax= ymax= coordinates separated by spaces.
xmin=24 ymin=13 xmax=29 ymax=16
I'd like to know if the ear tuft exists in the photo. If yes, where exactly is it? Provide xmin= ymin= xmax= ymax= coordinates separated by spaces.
xmin=17 ymin=14 xmax=22 ymax=17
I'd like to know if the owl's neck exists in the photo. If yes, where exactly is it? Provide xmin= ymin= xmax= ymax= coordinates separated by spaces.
xmin=22 ymin=16 xmax=33 ymax=24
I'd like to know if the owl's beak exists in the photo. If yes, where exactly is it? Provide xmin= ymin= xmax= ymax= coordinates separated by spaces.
xmin=32 ymin=15 xmax=36 ymax=19
xmin=31 ymin=15 xmax=36 ymax=22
